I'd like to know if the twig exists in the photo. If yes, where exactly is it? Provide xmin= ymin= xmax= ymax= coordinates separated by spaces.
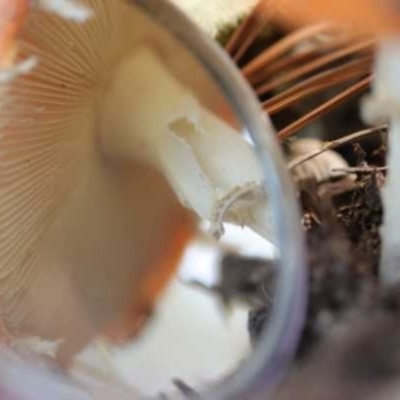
xmin=263 ymin=57 xmax=372 ymax=115
xmin=256 ymin=40 xmax=375 ymax=96
xmin=277 ymin=76 xmax=373 ymax=140
xmin=288 ymin=124 xmax=387 ymax=170
xmin=250 ymin=46 xmax=333 ymax=87
xmin=242 ymin=22 xmax=335 ymax=77
xmin=249 ymin=37 xmax=357 ymax=87
xmin=332 ymin=166 xmax=388 ymax=174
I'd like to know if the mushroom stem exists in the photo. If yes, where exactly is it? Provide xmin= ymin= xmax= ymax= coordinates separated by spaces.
xmin=362 ymin=39 xmax=400 ymax=285
xmin=100 ymin=45 xmax=271 ymax=240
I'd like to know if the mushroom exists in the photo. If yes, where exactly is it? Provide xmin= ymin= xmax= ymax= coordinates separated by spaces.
xmin=0 ymin=0 xmax=273 ymax=363
xmin=288 ymin=138 xmax=355 ymax=184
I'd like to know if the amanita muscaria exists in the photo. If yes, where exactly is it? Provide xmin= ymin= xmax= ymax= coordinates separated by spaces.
xmin=0 ymin=0 xmax=272 ymax=363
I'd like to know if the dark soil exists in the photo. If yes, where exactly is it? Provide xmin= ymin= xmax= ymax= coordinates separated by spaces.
xmin=248 ymin=167 xmax=384 ymax=354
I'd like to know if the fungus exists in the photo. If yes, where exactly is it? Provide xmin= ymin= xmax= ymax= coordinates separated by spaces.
xmin=0 ymin=0 xmax=272 ymax=362
xmin=288 ymin=138 xmax=355 ymax=184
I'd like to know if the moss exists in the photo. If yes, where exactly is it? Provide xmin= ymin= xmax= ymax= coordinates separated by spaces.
xmin=215 ymin=15 xmax=245 ymax=46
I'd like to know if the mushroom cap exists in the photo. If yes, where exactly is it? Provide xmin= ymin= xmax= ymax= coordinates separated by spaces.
xmin=275 ymin=0 xmax=400 ymax=37
xmin=289 ymin=138 xmax=354 ymax=183
xmin=0 ymin=0 xmax=196 ymax=359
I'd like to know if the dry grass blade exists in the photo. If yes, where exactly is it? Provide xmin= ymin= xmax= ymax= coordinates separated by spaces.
xmin=242 ymin=23 xmax=337 ymax=77
xmin=277 ymin=76 xmax=373 ymax=140
xmin=256 ymin=39 xmax=375 ymax=96
xmin=263 ymin=57 xmax=372 ymax=115
xmin=288 ymin=124 xmax=387 ymax=170
xmin=225 ymin=1 xmax=273 ymax=61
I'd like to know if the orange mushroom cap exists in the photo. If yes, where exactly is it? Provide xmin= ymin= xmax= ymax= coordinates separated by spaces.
xmin=274 ymin=0 xmax=400 ymax=37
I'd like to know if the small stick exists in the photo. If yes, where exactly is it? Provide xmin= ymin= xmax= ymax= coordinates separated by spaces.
xmin=288 ymin=124 xmax=387 ymax=170
xmin=332 ymin=166 xmax=388 ymax=174
xmin=266 ymin=72 xmax=370 ymax=115
xmin=250 ymin=48 xmax=323 ymax=87
xmin=242 ymin=22 xmax=335 ymax=76
xmin=263 ymin=58 xmax=372 ymax=115
xmin=262 ymin=57 xmax=372 ymax=107
xmin=250 ymin=39 xmax=350 ymax=87
xmin=256 ymin=39 xmax=375 ymax=96
xmin=277 ymin=76 xmax=373 ymax=140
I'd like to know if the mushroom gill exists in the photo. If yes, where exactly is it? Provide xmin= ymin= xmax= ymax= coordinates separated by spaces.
xmin=0 ymin=0 xmax=271 ymax=361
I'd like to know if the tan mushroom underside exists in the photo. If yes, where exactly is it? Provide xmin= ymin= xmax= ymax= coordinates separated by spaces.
xmin=0 ymin=0 xmax=272 ymax=362
xmin=0 ymin=0 xmax=202 ymax=359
